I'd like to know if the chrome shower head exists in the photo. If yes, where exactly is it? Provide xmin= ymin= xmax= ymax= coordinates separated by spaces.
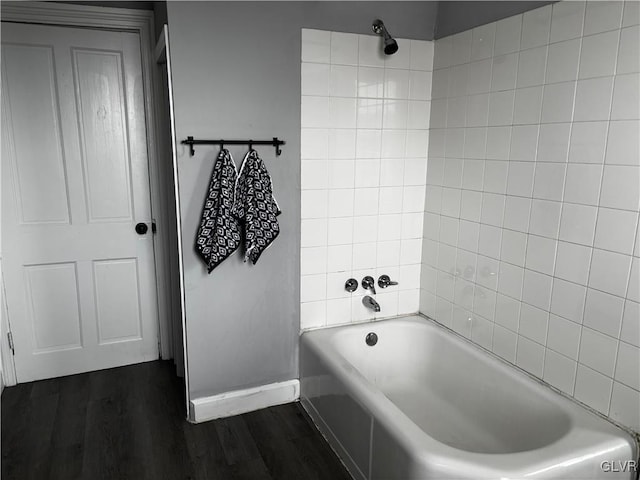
xmin=372 ymin=19 xmax=398 ymax=55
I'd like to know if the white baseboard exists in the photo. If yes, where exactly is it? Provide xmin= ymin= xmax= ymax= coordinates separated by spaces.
xmin=189 ymin=379 xmax=300 ymax=423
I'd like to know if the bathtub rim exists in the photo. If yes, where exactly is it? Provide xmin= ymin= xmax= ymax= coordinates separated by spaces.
xmin=300 ymin=314 xmax=639 ymax=477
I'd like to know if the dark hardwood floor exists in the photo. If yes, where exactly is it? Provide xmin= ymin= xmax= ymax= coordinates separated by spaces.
xmin=1 ymin=361 xmax=351 ymax=480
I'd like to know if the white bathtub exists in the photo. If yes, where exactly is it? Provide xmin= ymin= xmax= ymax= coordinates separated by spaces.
xmin=300 ymin=315 xmax=638 ymax=480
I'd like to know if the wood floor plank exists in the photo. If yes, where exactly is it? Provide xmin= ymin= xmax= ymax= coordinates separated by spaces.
xmin=1 ymin=361 xmax=351 ymax=480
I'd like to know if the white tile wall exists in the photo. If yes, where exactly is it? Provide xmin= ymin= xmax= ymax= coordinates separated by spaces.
xmin=421 ymin=1 xmax=640 ymax=433
xmin=301 ymin=29 xmax=433 ymax=330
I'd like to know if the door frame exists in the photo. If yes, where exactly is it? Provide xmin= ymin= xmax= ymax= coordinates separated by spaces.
xmin=1 ymin=1 xmax=179 ymax=384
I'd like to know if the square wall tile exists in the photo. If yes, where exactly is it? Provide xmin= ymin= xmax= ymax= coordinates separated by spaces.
xmin=433 ymin=36 xmax=453 ymax=69
xmin=522 ymin=269 xmax=553 ymax=310
xmin=331 ymin=32 xmax=358 ymax=65
xmin=530 ymin=199 xmax=562 ymax=238
xmin=410 ymin=40 xmax=434 ymax=71
xmin=544 ymin=349 xmax=577 ymax=395
xmin=547 ymin=314 xmax=581 ymax=360
xmin=569 ymin=121 xmax=608 ymax=164
xmin=384 ymin=68 xmax=410 ymax=99
xmin=486 ymin=127 xmax=512 ymax=160
xmin=503 ymin=196 xmax=532 ymax=233
xmin=516 ymin=336 xmax=545 ymax=377
xmin=300 ymin=301 xmax=326 ymax=330
xmin=302 ymin=128 xmax=329 ymax=159
xmin=483 ymin=160 xmax=508 ymax=194
xmin=574 ymin=76 xmax=614 ymax=121
xmin=409 ymin=71 xmax=432 ymax=101
xmin=550 ymin=1 xmax=585 ymax=43
xmin=468 ymin=59 xmax=493 ymax=95
xmin=301 ymin=273 xmax=327 ymax=303
xmin=493 ymin=325 xmax=518 ymax=362
xmin=302 ymin=63 xmax=330 ymax=96
xmin=583 ymin=288 xmax=625 ymax=338
xmin=606 ymin=120 xmax=640 ymax=165
xmin=550 ymin=278 xmax=586 ymax=324
xmin=517 ymin=46 xmax=548 ymax=88
xmin=600 ymin=165 xmax=640 ymax=211
xmin=578 ymin=30 xmax=619 ymax=80
xmin=594 ymin=208 xmax=638 ymax=255
xmin=521 ymin=5 xmax=552 ymax=49
xmin=559 ymin=203 xmax=597 ymax=246
xmin=546 ymin=39 xmax=580 ymax=84
xmin=579 ymin=327 xmax=618 ymax=377
xmin=584 ymin=1 xmax=623 ymax=35
xmin=615 ymin=341 xmax=640 ymax=390
xmin=513 ymin=87 xmax=542 ymax=125
xmin=479 ymin=224 xmax=503 ymax=259
xmin=301 ymin=218 xmax=328 ymax=248
xmin=564 ymin=164 xmax=603 ymax=206
xmin=621 ymin=300 xmax=640 ymax=347
xmin=610 ymin=382 xmax=640 ymax=432
xmin=533 ymin=163 xmax=566 ymax=202
xmin=574 ymin=364 xmax=613 ymax=415
xmin=555 ymin=241 xmax=592 ymax=285
xmin=471 ymin=22 xmax=496 ymax=61
xmin=302 ymin=29 xmax=330 ymax=63
xmin=358 ymin=66 xmax=384 ymax=98
xmin=623 ymin=2 xmax=640 ymax=28
xmin=540 ymin=83 xmax=575 ymax=124
xmin=451 ymin=30 xmax=473 ymax=66
xmin=495 ymin=292 xmax=521 ymax=330
xmin=537 ymin=123 xmax=570 ymax=162
xmin=481 ymin=193 xmax=506 ymax=227
xmin=589 ymin=248 xmax=632 ymax=298
xmin=488 ymin=90 xmax=516 ymax=127
xmin=525 ymin=234 xmax=557 ymax=275
xmin=494 ymin=14 xmax=522 ymax=56
xmin=329 ymin=65 xmax=358 ymax=97
xmin=501 ymin=229 xmax=528 ymax=267
xmin=491 ymin=53 xmax=518 ymax=92
xmin=519 ymin=302 xmax=549 ymax=344
xmin=617 ymin=25 xmax=640 ymax=74
xmin=510 ymin=126 xmax=539 ymax=162
xmin=498 ymin=262 xmax=525 ymax=300
xmin=466 ymin=94 xmax=490 ymax=127
xmin=359 ymin=34 xmax=385 ymax=67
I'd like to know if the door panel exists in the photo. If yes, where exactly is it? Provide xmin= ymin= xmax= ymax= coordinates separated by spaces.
xmin=2 ymin=44 xmax=71 ymax=225
xmin=93 ymin=258 xmax=142 ymax=344
xmin=25 ymin=262 xmax=82 ymax=352
xmin=73 ymin=48 xmax=133 ymax=222
xmin=1 ymin=22 xmax=159 ymax=382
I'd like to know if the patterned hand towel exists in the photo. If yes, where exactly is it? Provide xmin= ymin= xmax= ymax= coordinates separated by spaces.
xmin=195 ymin=149 xmax=241 ymax=273
xmin=232 ymin=149 xmax=281 ymax=264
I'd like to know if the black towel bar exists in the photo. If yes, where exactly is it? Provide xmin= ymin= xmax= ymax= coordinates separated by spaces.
xmin=181 ymin=136 xmax=285 ymax=157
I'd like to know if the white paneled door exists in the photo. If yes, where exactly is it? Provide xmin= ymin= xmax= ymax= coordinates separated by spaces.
xmin=1 ymin=22 xmax=159 ymax=382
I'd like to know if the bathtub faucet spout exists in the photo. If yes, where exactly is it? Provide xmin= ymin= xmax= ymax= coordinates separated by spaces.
xmin=362 ymin=295 xmax=380 ymax=312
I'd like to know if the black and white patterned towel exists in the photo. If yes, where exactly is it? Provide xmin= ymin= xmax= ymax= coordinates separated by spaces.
xmin=232 ymin=149 xmax=281 ymax=265
xmin=195 ymin=149 xmax=241 ymax=273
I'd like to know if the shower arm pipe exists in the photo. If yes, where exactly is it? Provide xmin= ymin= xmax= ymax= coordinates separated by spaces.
xmin=181 ymin=136 xmax=286 ymax=157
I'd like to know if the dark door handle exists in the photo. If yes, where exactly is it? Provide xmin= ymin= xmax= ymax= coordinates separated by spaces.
xmin=135 ymin=222 xmax=148 ymax=235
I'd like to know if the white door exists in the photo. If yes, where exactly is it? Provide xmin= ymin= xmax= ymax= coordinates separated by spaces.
xmin=1 ymin=22 xmax=159 ymax=382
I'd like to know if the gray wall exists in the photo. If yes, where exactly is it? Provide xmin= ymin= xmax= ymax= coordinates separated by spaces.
xmin=165 ymin=1 xmax=438 ymax=400
xmin=435 ymin=1 xmax=557 ymax=38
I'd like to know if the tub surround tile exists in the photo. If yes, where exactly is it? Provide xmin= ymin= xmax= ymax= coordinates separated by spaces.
xmin=420 ymin=4 xmax=640 ymax=433
xmin=302 ymin=29 xmax=432 ymax=329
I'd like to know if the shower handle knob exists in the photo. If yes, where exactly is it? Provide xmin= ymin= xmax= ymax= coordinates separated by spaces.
xmin=345 ymin=278 xmax=358 ymax=293
xmin=362 ymin=276 xmax=376 ymax=295
xmin=378 ymin=274 xmax=398 ymax=288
